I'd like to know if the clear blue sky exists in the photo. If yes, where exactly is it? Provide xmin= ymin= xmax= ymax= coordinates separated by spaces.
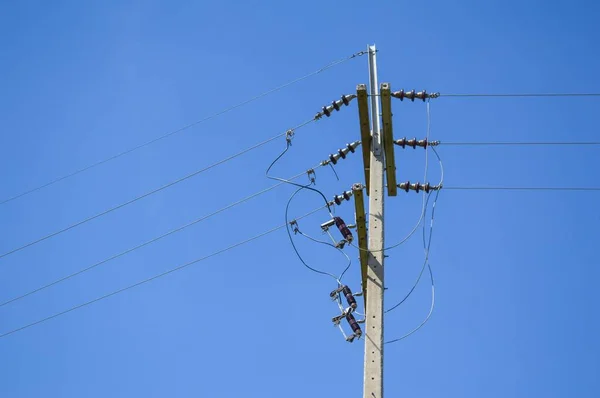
xmin=1 ymin=1 xmax=599 ymax=397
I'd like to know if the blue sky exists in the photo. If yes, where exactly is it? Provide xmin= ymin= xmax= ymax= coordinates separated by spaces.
xmin=1 ymin=1 xmax=599 ymax=397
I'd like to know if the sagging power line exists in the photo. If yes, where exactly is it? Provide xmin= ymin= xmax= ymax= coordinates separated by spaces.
xmin=0 ymin=206 xmax=327 ymax=339
xmin=0 ymin=119 xmax=317 ymax=262
xmin=0 ymin=166 xmax=323 ymax=308
xmin=438 ymin=141 xmax=600 ymax=146
xmin=0 ymin=50 xmax=367 ymax=207
xmin=439 ymin=93 xmax=600 ymax=98
xmin=443 ymin=186 xmax=600 ymax=191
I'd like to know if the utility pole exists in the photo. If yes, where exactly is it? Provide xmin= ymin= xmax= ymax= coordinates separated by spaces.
xmin=363 ymin=44 xmax=385 ymax=398
xmin=284 ymin=44 xmax=436 ymax=397
xmin=287 ymin=43 xmax=435 ymax=397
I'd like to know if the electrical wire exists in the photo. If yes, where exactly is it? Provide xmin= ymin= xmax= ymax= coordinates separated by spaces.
xmin=0 ymin=50 xmax=367 ymax=207
xmin=439 ymin=141 xmax=600 ymax=146
xmin=384 ymin=193 xmax=434 ymax=314
xmin=284 ymin=187 xmax=346 ymax=283
xmin=0 ymin=119 xmax=315 ymax=262
xmin=0 ymin=205 xmax=326 ymax=339
xmin=384 ymin=122 xmax=444 ymax=342
xmin=425 ymin=99 xmax=432 ymax=184
xmin=328 ymin=163 xmax=340 ymax=181
xmin=349 ymin=101 xmax=444 ymax=255
xmin=383 ymin=100 xmax=436 ymax=252
xmin=264 ymin=117 xmax=355 ymax=283
xmin=297 ymin=229 xmax=353 ymax=283
xmin=385 ymin=188 xmax=440 ymax=344
xmin=384 ymin=146 xmax=444 ymax=314
xmin=443 ymin=186 xmax=600 ymax=191
xmin=385 ymin=265 xmax=435 ymax=344
xmin=347 ymin=190 xmax=427 ymax=254
xmin=0 ymin=168 xmax=319 ymax=308
xmin=265 ymin=132 xmax=334 ymax=216
xmin=440 ymin=93 xmax=600 ymax=97
xmin=433 ymin=146 xmax=445 ymax=186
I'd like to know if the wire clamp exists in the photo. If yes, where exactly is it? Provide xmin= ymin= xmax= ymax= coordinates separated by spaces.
xmin=285 ymin=129 xmax=294 ymax=145
xmin=351 ymin=50 xmax=368 ymax=58
xmin=306 ymin=169 xmax=316 ymax=184
xmin=335 ymin=240 xmax=347 ymax=249
xmin=289 ymin=220 xmax=300 ymax=234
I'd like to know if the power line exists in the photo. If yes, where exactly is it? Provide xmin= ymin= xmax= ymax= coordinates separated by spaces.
xmin=0 ymin=50 xmax=366 ymax=206
xmin=440 ymin=93 xmax=600 ymax=98
xmin=0 ymin=205 xmax=326 ymax=338
xmin=0 ymin=167 xmax=318 ymax=308
xmin=385 ymin=113 xmax=441 ymax=343
xmin=0 ymin=119 xmax=315 ymax=262
xmin=385 ymin=189 xmax=440 ymax=344
xmin=443 ymin=186 xmax=600 ymax=191
xmin=439 ymin=141 xmax=600 ymax=146
xmin=285 ymin=186 xmax=349 ymax=283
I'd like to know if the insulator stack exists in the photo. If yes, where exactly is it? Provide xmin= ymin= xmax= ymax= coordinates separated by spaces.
xmin=329 ymin=190 xmax=353 ymax=206
xmin=315 ymin=94 xmax=357 ymax=119
xmin=394 ymin=137 xmax=431 ymax=149
xmin=323 ymin=140 xmax=361 ymax=165
xmin=342 ymin=286 xmax=357 ymax=309
xmin=391 ymin=89 xmax=439 ymax=101
xmin=334 ymin=217 xmax=353 ymax=243
xmin=397 ymin=181 xmax=441 ymax=193
xmin=345 ymin=313 xmax=362 ymax=342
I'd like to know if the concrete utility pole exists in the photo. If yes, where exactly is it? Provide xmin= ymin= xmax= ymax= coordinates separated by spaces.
xmin=363 ymin=44 xmax=385 ymax=398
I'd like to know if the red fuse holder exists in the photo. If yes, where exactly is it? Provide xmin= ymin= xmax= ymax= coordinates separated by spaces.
xmin=342 ymin=286 xmax=357 ymax=309
xmin=334 ymin=217 xmax=353 ymax=243
xmin=345 ymin=312 xmax=362 ymax=342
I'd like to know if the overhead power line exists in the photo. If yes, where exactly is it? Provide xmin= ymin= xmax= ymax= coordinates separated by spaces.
xmin=443 ymin=186 xmax=600 ymax=191
xmin=439 ymin=141 xmax=600 ymax=146
xmin=0 ymin=167 xmax=320 ymax=308
xmin=0 ymin=119 xmax=315 ymax=262
xmin=0 ymin=50 xmax=366 ymax=206
xmin=0 ymin=206 xmax=326 ymax=339
xmin=439 ymin=93 xmax=600 ymax=98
